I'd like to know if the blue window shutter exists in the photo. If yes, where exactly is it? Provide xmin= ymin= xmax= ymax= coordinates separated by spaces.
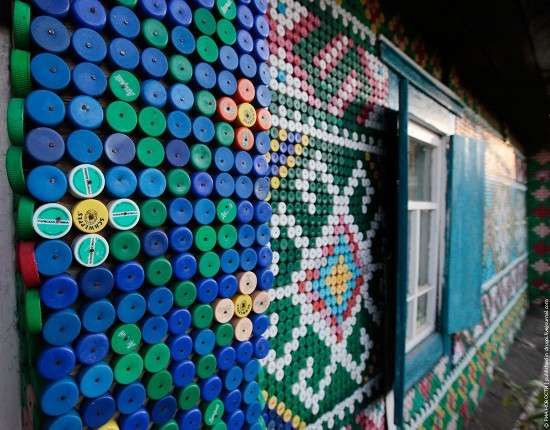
xmin=443 ymin=135 xmax=485 ymax=334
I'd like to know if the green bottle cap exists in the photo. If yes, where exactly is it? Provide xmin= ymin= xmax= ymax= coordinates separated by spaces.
xmin=109 ymin=70 xmax=140 ymax=102
xmin=194 ymin=8 xmax=216 ymax=35
xmin=138 ymin=106 xmax=166 ymax=137
xmin=203 ymin=399 xmax=224 ymax=426
xmin=178 ymin=383 xmax=200 ymax=410
xmin=108 ymin=199 xmax=140 ymax=230
xmin=109 ymin=231 xmax=141 ymax=261
xmin=12 ymin=0 xmax=31 ymax=49
xmin=212 ymin=421 xmax=228 ymax=430
xmin=215 ymin=122 xmax=234 ymax=146
xmin=157 ymin=419 xmax=178 ymax=430
xmin=217 ymin=224 xmax=237 ymax=249
xmin=195 ymin=226 xmax=216 ymax=252
xmin=196 ymin=35 xmax=218 ymax=63
xmin=192 ymin=304 xmax=213 ymax=329
xmin=216 ymin=19 xmax=236 ymax=45
xmin=32 ymin=202 xmax=73 ymax=240
xmin=111 ymin=324 xmax=141 ymax=355
xmin=106 ymin=101 xmax=137 ymax=133
xmin=137 ymin=137 xmax=165 ymax=167
xmin=190 ymin=144 xmax=212 ymax=170
xmin=166 ymin=169 xmax=191 ymax=196
xmin=25 ymin=290 xmax=42 ymax=334
xmin=216 ymin=0 xmax=236 ymax=20
xmin=169 ymin=55 xmax=193 ymax=83
xmin=113 ymin=352 xmax=143 ymax=384
xmin=142 ymin=18 xmax=169 ymax=48
xmin=173 ymin=281 xmax=197 ymax=307
xmin=195 ymin=90 xmax=217 ymax=116
xmin=10 ymin=49 xmax=31 ymax=97
xmin=146 ymin=370 xmax=173 ymax=400
xmin=216 ymin=198 xmax=237 ymax=223
xmin=7 ymin=98 xmax=25 ymax=145
xmin=215 ymin=323 xmax=233 ymax=346
xmin=6 ymin=146 xmax=25 ymax=193
xmin=196 ymin=354 xmax=216 ymax=379
xmin=146 ymin=257 xmax=173 ymax=286
xmin=143 ymin=343 xmax=171 ymax=373
xmin=140 ymin=199 xmax=167 ymax=227
xmin=199 ymin=251 xmax=220 ymax=277
xmin=116 ymin=0 xmax=137 ymax=6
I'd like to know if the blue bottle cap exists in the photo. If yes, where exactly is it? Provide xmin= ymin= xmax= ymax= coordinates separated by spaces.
xmin=168 ymin=226 xmax=193 ymax=253
xmin=172 ymin=253 xmax=197 ymax=280
xmin=223 ymin=366 xmax=242 ymax=391
xmin=253 ymin=14 xmax=269 ymax=38
xmin=142 ymin=315 xmax=168 ymax=344
xmin=214 ymin=147 xmax=234 ymax=172
xmin=192 ymin=0 xmax=214 ymax=8
xmin=116 ymin=292 xmax=147 ymax=323
xmin=104 ymin=133 xmax=136 ymax=165
xmin=166 ymin=139 xmax=190 ymax=167
xmin=253 ymin=38 xmax=269 ymax=62
xmin=250 ymin=313 xmax=269 ymax=336
xmin=139 ymin=168 xmax=167 ymax=198
xmin=81 ymin=299 xmax=116 ymax=333
xmin=25 ymin=89 xmax=65 ymax=127
xmin=192 ymin=328 xmax=215 ymax=355
xmin=222 ymin=390 xmax=241 ymax=414
xmin=245 ymin=402 xmax=261 ymax=424
xmin=66 ymin=129 xmax=102 ymax=164
xmin=151 ymin=395 xmax=177 ymax=424
xmin=71 ymin=28 xmax=107 ymax=63
xmin=31 ymin=16 xmax=70 ymax=53
xmin=219 ymin=45 xmax=238 ymax=71
xmin=243 ymin=358 xmax=260 ymax=382
xmin=255 ymin=84 xmax=271 ymax=108
xmin=109 ymin=37 xmax=140 ymax=70
xmin=216 ymin=346 xmax=236 ymax=370
xmin=33 ymin=0 xmax=70 ymax=17
xmin=45 ymin=411 xmax=82 ymax=430
xmin=170 ymin=360 xmax=195 ymax=387
xmin=252 ymin=0 xmax=268 ymax=13
xmin=193 ymin=198 xmax=216 ymax=224
xmin=79 ymin=266 xmax=114 ymax=299
xmin=31 ymin=53 xmax=70 ymax=91
xmin=236 ymin=29 xmax=253 ymax=54
xmin=256 ymin=223 xmax=270 ymax=246
xmin=200 ymin=376 xmax=222 ymax=401
xmin=167 ymin=308 xmax=191 ymax=335
xmin=114 ymin=261 xmax=145 ymax=292
xmin=235 ymin=151 xmax=253 ymax=175
xmin=168 ymin=197 xmax=193 ymax=225
xmin=256 ymin=246 xmax=272 ymax=267
xmin=192 ymin=64 xmax=213 ymax=90
xmin=242 ymin=381 xmax=259 ymax=405
xmin=167 ymin=111 xmax=192 ymax=139
xmin=235 ymin=175 xmax=253 ymax=199
xmin=27 ymin=165 xmax=67 ymax=202
xmin=237 ymin=200 xmax=254 ymax=223
xmin=197 ymin=279 xmax=218 ymax=303
xmin=139 ymin=0 xmax=168 ymax=19
xmin=192 ymin=172 xmax=214 ymax=197
xmin=168 ymin=83 xmax=194 ymax=111
xmin=106 ymin=166 xmax=138 ymax=198
xmin=258 ymin=62 xmax=270 ymax=85
xmin=253 ymin=336 xmax=269 ymax=359
xmin=257 ymin=268 xmax=273 ymax=290
xmin=109 ymin=6 xmax=140 ymax=39
xmin=237 ymin=224 xmax=255 ymax=247
xmin=141 ymin=47 xmax=168 ymax=79
xmin=177 ymin=408 xmax=202 ymax=430
xmin=72 ymin=62 xmax=107 ymax=96
xmin=235 ymin=341 xmax=253 ymax=364
xmin=217 ymin=70 xmax=237 ymax=96
xmin=192 ymin=116 xmax=215 ymax=142
xmin=115 ymin=382 xmax=146 ymax=415
xmin=142 ymin=79 xmax=168 ymax=108
xmin=146 ymin=286 xmax=174 ymax=315
xmin=40 ymin=378 xmax=79 ymax=416
xmin=218 ymin=274 xmax=237 ymax=298
xmin=220 ymin=249 xmax=239 ymax=274
xmin=81 ymin=394 xmax=116 ymax=428
xmin=40 ymin=274 xmax=78 ymax=310
xmin=253 ymin=201 xmax=271 ymax=223
xmin=169 ymin=334 xmax=193 ymax=361
xmin=35 ymin=240 xmax=73 ymax=276
xmin=240 ymin=248 xmax=257 ymax=271
xmin=167 ymin=0 xmax=192 ymax=25
xmin=255 ymin=131 xmax=269 ymax=154
xmin=75 ymin=333 xmax=109 ymax=365
xmin=67 ymin=95 xmax=104 ymax=130
xmin=215 ymin=173 xmax=235 ymax=197
xmin=71 ymin=0 xmax=107 ymax=30
xmin=236 ymin=5 xmax=253 ymax=29
xmin=227 ymin=409 xmax=245 ymax=430
xmin=78 ymin=362 xmax=113 ymax=398
xmin=239 ymin=53 xmax=257 ymax=78
xmin=120 ymin=408 xmax=150 ymax=430
xmin=252 ymin=155 xmax=269 ymax=176
xmin=171 ymin=26 xmax=196 ymax=55
xmin=37 ymin=346 xmax=76 ymax=380
xmin=143 ymin=229 xmax=170 ymax=257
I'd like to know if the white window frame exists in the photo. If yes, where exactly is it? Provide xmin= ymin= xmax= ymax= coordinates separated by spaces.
xmin=406 ymin=121 xmax=446 ymax=352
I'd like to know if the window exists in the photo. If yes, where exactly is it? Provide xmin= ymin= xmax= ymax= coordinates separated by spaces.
xmin=406 ymin=121 xmax=445 ymax=352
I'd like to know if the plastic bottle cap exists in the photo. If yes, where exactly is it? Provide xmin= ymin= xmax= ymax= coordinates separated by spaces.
xmin=109 ymin=70 xmax=141 ymax=102
xmin=214 ymin=298 xmax=235 ymax=323
xmin=232 ymin=294 xmax=252 ymax=318
xmin=72 ymin=199 xmax=109 ymax=233
xmin=73 ymin=234 xmax=110 ymax=267
xmin=68 ymin=164 xmax=105 ymax=198
xmin=111 ymin=323 xmax=141 ymax=355
xmin=33 ymin=203 xmax=72 ymax=239
xmin=237 ymin=271 xmax=257 ymax=294
xmin=232 ymin=317 xmax=252 ymax=341
xmin=108 ymin=199 xmax=140 ymax=230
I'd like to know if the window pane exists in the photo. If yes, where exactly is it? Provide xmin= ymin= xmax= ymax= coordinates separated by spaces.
xmin=407 ymin=211 xmax=415 ymax=297
xmin=406 ymin=300 xmax=415 ymax=340
xmin=408 ymin=139 xmax=433 ymax=201
xmin=418 ymin=210 xmax=432 ymax=286
xmin=416 ymin=293 xmax=429 ymax=328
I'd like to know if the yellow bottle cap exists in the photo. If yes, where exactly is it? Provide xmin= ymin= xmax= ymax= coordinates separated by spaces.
xmin=72 ymin=199 xmax=109 ymax=233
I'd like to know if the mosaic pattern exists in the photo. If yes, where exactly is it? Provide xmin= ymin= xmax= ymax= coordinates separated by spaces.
xmin=528 ymin=150 xmax=550 ymax=302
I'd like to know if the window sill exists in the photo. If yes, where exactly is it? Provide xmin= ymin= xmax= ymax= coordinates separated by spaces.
xmin=404 ymin=332 xmax=443 ymax=391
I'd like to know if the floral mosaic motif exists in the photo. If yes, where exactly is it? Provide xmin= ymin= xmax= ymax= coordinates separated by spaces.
xmin=528 ymin=150 xmax=550 ymax=301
